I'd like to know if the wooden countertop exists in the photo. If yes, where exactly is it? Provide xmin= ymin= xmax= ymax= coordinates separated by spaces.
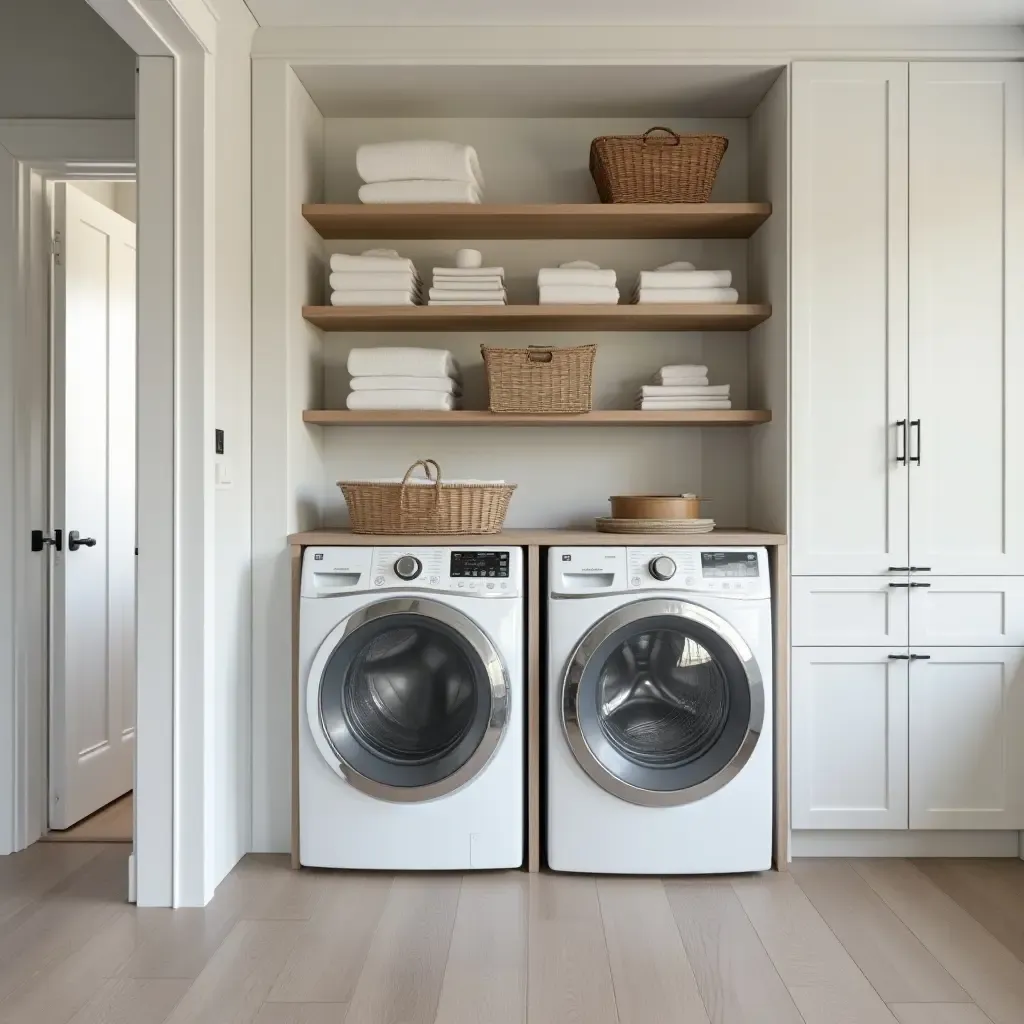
xmin=288 ymin=528 xmax=787 ymax=547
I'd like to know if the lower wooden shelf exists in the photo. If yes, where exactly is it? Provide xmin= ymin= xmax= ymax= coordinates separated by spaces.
xmin=303 ymin=409 xmax=771 ymax=426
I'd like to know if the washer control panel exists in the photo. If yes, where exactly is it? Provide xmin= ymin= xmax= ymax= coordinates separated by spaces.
xmin=626 ymin=547 xmax=770 ymax=598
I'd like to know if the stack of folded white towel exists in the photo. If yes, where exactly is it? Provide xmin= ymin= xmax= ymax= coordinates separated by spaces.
xmin=636 ymin=364 xmax=732 ymax=411
xmin=538 ymin=261 xmax=619 ymax=305
xmin=429 ymin=267 xmax=506 ymax=306
xmin=632 ymin=261 xmax=740 ymax=304
xmin=329 ymin=249 xmax=421 ymax=306
xmin=355 ymin=141 xmax=484 ymax=204
xmin=346 ymin=348 xmax=462 ymax=411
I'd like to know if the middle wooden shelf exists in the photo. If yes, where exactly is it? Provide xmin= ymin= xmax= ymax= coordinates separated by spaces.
xmin=302 ymin=303 xmax=771 ymax=333
xmin=303 ymin=409 xmax=771 ymax=426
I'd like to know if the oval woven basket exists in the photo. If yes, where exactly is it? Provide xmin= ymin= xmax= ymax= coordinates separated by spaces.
xmin=339 ymin=459 xmax=516 ymax=535
xmin=589 ymin=127 xmax=728 ymax=203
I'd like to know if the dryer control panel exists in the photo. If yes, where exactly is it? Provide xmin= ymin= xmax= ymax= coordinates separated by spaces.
xmin=626 ymin=547 xmax=770 ymax=598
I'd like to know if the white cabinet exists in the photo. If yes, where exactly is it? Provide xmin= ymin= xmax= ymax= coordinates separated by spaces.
xmin=909 ymin=648 xmax=1024 ymax=829
xmin=792 ymin=61 xmax=1024 ymax=576
xmin=791 ymin=63 xmax=909 ymax=576
xmin=791 ymin=648 xmax=908 ymax=830
xmin=910 ymin=578 xmax=1024 ymax=647
xmin=791 ymin=577 xmax=908 ymax=647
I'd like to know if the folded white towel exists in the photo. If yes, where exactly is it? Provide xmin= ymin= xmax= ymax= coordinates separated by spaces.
xmin=637 ymin=398 xmax=733 ymax=410
xmin=347 ymin=391 xmax=457 ymax=411
xmin=356 ymin=141 xmax=484 ymax=189
xmin=348 ymin=347 xmax=460 ymax=379
xmin=634 ymin=287 xmax=740 ymax=304
xmin=638 ymin=384 xmax=731 ymax=398
xmin=647 ymin=376 xmax=709 ymax=388
xmin=330 ymin=252 xmax=417 ymax=273
xmin=638 ymin=269 xmax=733 ymax=289
xmin=430 ymin=277 xmax=503 ymax=291
xmin=656 ymin=365 xmax=708 ymax=380
xmin=330 ymin=271 xmax=420 ymax=291
xmin=428 ymin=299 xmax=506 ymax=305
xmin=656 ymin=260 xmax=697 ymax=272
xmin=358 ymin=180 xmax=481 ymax=204
xmin=350 ymin=376 xmax=460 ymax=395
xmin=331 ymin=290 xmax=419 ymax=306
xmin=428 ymin=288 xmax=506 ymax=301
xmin=539 ymin=284 xmax=620 ymax=305
xmin=433 ymin=267 xmax=505 ymax=280
xmin=537 ymin=268 xmax=617 ymax=287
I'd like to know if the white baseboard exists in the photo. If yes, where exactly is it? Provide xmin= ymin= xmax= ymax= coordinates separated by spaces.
xmin=128 ymin=851 xmax=136 ymax=904
xmin=792 ymin=830 xmax=1021 ymax=858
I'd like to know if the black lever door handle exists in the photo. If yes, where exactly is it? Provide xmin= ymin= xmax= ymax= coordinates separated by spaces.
xmin=888 ymin=653 xmax=911 ymax=660
xmin=910 ymin=419 xmax=922 ymax=465
xmin=68 ymin=530 xmax=96 ymax=551
xmin=895 ymin=419 xmax=908 ymax=465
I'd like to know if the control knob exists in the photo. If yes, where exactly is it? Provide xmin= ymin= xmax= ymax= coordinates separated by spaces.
xmin=649 ymin=556 xmax=677 ymax=581
xmin=394 ymin=555 xmax=422 ymax=581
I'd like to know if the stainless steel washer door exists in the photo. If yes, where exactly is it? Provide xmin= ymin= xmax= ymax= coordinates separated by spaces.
xmin=562 ymin=599 xmax=764 ymax=807
xmin=312 ymin=598 xmax=509 ymax=802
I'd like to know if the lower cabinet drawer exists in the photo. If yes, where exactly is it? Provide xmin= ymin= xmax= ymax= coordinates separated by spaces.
xmin=792 ymin=577 xmax=908 ymax=647
xmin=909 ymin=578 xmax=1024 ymax=646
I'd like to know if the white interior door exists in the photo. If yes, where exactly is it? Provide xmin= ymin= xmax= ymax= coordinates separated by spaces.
xmin=50 ymin=183 xmax=136 ymax=829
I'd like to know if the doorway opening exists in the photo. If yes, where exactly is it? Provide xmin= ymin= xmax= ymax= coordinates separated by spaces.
xmin=38 ymin=179 xmax=137 ymax=847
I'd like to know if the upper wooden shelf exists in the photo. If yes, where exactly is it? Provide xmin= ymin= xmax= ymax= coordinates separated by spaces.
xmin=302 ymin=202 xmax=772 ymax=240
xmin=303 ymin=303 xmax=771 ymax=333
xmin=303 ymin=410 xmax=771 ymax=426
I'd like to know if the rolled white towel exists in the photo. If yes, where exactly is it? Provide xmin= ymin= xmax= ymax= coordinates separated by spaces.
xmin=346 ymin=390 xmax=457 ymax=411
xmin=356 ymin=141 xmax=484 ymax=189
xmin=633 ymin=287 xmax=740 ymax=304
xmin=358 ymin=180 xmax=481 ymax=204
xmin=537 ymin=268 xmax=617 ymax=287
xmin=428 ymin=288 xmax=506 ymax=302
xmin=637 ymin=269 xmax=733 ymax=289
xmin=655 ymin=365 xmax=708 ymax=384
xmin=433 ymin=267 xmax=505 ymax=280
xmin=638 ymin=384 xmax=730 ymax=398
xmin=348 ymin=347 xmax=460 ymax=379
xmin=350 ymin=376 xmax=460 ymax=395
xmin=330 ymin=252 xmax=416 ymax=273
xmin=539 ymin=284 xmax=620 ymax=305
xmin=330 ymin=271 xmax=420 ymax=291
xmin=331 ymin=290 xmax=419 ymax=306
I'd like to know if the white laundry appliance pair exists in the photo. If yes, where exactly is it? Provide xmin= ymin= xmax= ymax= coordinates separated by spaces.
xmin=546 ymin=546 xmax=774 ymax=874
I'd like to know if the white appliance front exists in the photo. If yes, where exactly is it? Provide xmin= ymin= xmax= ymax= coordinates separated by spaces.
xmin=299 ymin=546 xmax=524 ymax=870
xmin=546 ymin=546 xmax=774 ymax=874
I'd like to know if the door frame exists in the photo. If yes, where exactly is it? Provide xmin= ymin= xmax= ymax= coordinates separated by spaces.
xmin=0 ymin=0 xmax=219 ymax=907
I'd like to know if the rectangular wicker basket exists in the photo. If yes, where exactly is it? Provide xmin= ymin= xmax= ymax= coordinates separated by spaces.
xmin=339 ymin=459 xmax=515 ymax=535
xmin=590 ymin=127 xmax=728 ymax=203
xmin=482 ymin=344 xmax=596 ymax=414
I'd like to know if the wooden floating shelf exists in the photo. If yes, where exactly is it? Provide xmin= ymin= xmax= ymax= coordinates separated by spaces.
xmin=302 ymin=303 xmax=771 ymax=333
xmin=303 ymin=202 xmax=772 ymax=240
xmin=303 ymin=409 xmax=771 ymax=427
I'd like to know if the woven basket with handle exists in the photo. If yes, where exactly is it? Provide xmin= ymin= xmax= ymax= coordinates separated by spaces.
xmin=482 ymin=343 xmax=596 ymax=414
xmin=339 ymin=459 xmax=516 ymax=535
xmin=589 ymin=127 xmax=728 ymax=203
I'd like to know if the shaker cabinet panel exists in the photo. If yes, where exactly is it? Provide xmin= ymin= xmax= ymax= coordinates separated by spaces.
xmin=909 ymin=647 xmax=1024 ymax=829
xmin=792 ymin=648 xmax=909 ymax=830
xmin=908 ymin=63 xmax=1024 ymax=573
xmin=791 ymin=63 xmax=910 ymax=576
xmin=909 ymin=578 xmax=1024 ymax=647
xmin=792 ymin=577 xmax=909 ymax=647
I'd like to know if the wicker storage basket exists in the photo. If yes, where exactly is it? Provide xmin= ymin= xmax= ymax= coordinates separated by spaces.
xmin=339 ymin=459 xmax=515 ymax=535
xmin=590 ymin=127 xmax=728 ymax=203
xmin=482 ymin=344 xmax=596 ymax=414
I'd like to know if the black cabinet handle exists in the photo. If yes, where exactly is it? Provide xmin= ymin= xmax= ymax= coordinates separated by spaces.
xmin=910 ymin=653 xmax=932 ymax=660
xmin=910 ymin=419 xmax=922 ymax=465
xmin=889 ymin=582 xmax=910 ymax=588
xmin=896 ymin=419 xmax=908 ymax=465
xmin=888 ymin=653 xmax=911 ymax=660
xmin=68 ymin=530 xmax=96 ymax=552
xmin=910 ymin=581 xmax=932 ymax=588
xmin=910 ymin=566 xmax=932 ymax=573
xmin=888 ymin=566 xmax=911 ymax=572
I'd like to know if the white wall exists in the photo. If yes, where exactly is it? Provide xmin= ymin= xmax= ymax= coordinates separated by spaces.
xmin=0 ymin=0 xmax=135 ymax=119
xmin=321 ymin=115 xmax=752 ymax=531
xmin=69 ymin=180 xmax=136 ymax=223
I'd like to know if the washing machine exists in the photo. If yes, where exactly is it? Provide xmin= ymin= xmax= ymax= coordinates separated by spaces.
xmin=547 ymin=545 xmax=772 ymax=874
xmin=299 ymin=545 xmax=523 ymax=869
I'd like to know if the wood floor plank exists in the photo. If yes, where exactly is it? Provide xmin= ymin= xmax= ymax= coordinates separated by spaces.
xmin=433 ymin=874 xmax=527 ymax=1024
xmin=597 ymin=878 xmax=709 ymax=1024
xmin=255 ymin=1005 xmax=348 ymax=1024
xmin=914 ymin=860 xmax=1024 ymax=965
xmin=854 ymin=859 xmax=1024 ymax=1024
xmin=731 ymin=872 xmax=896 ymax=1023
xmin=889 ymin=1004 xmax=995 ymax=1024
xmin=343 ymin=876 xmax=461 ymax=1024
xmin=41 ymin=793 xmax=133 ymax=844
xmin=67 ymin=978 xmax=190 ymax=1024
xmin=527 ymin=875 xmax=619 ymax=1024
xmin=234 ymin=855 xmax=323 ymax=920
xmin=267 ymin=875 xmax=392 ymax=1004
xmin=665 ymin=879 xmax=804 ymax=1024
xmin=160 ymin=919 xmax=304 ymax=1024
xmin=790 ymin=859 xmax=969 ymax=1004
xmin=0 ymin=844 xmax=103 ymax=929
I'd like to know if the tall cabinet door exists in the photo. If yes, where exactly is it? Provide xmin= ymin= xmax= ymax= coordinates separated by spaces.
xmin=909 ymin=63 xmax=1024 ymax=573
xmin=791 ymin=63 xmax=909 ymax=575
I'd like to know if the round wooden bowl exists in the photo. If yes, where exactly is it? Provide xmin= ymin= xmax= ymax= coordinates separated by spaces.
xmin=609 ymin=494 xmax=705 ymax=520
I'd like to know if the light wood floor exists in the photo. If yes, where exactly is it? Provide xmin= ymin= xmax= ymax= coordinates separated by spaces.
xmin=3 ymin=845 xmax=1024 ymax=1023
xmin=40 ymin=793 xmax=133 ymax=844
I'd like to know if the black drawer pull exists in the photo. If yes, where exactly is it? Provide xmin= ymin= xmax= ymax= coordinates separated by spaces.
xmin=889 ymin=582 xmax=910 ymax=588
xmin=910 ymin=582 xmax=932 ymax=588
xmin=888 ymin=653 xmax=911 ymax=660
xmin=910 ymin=653 xmax=932 ymax=661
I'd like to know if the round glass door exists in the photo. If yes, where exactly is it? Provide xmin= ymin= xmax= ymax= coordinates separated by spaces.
xmin=562 ymin=599 xmax=763 ymax=806
xmin=309 ymin=598 xmax=509 ymax=802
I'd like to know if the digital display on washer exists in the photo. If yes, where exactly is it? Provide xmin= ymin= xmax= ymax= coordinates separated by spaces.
xmin=450 ymin=550 xmax=510 ymax=578
xmin=701 ymin=551 xmax=760 ymax=578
